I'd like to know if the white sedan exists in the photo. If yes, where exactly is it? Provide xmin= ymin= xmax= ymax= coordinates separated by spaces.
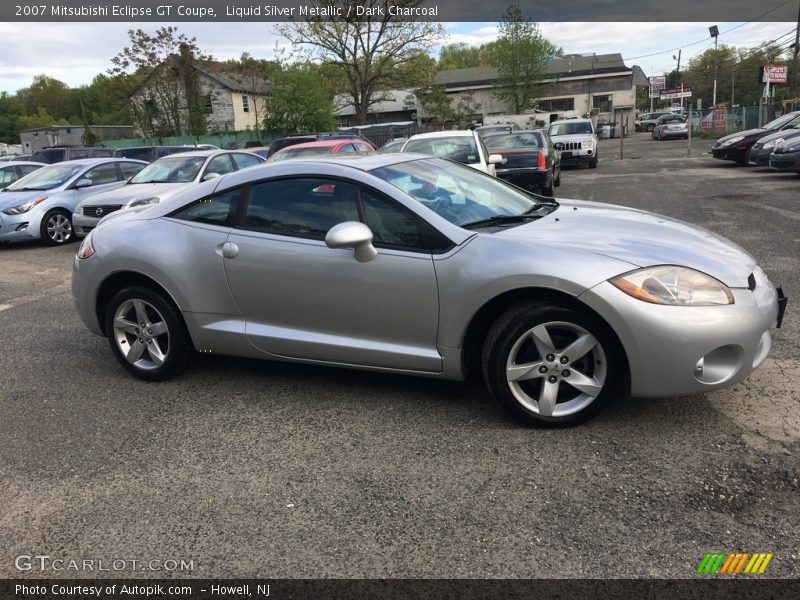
xmin=399 ymin=130 xmax=503 ymax=176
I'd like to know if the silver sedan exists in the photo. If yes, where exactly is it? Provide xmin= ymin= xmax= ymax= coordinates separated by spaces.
xmin=72 ymin=154 xmax=786 ymax=426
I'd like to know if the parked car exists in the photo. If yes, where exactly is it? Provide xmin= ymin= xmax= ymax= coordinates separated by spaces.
xmin=73 ymin=150 xmax=265 ymax=237
xmin=482 ymin=130 xmax=561 ymax=196
xmin=112 ymin=146 xmax=196 ymax=163
xmin=747 ymin=125 xmax=800 ymax=167
xmin=29 ymin=146 xmax=114 ymax=164
xmin=0 ymin=154 xmax=33 ymax=162
xmin=635 ymin=112 xmax=672 ymax=132
xmin=547 ymin=119 xmax=598 ymax=168
xmin=0 ymin=158 xmax=146 ymax=245
xmin=265 ymin=132 xmax=369 ymax=158
xmin=652 ymin=114 xmax=689 ymax=140
xmin=0 ymin=161 xmax=46 ymax=190
xmin=378 ymin=138 xmax=408 ymax=153
xmin=72 ymin=154 xmax=785 ymax=426
xmin=268 ymin=139 xmax=375 ymax=162
xmin=712 ymin=111 xmax=800 ymax=165
xmin=475 ymin=123 xmax=521 ymax=137
xmin=400 ymin=130 xmax=502 ymax=175
xmin=243 ymin=146 xmax=270 ymax=159
xmin=768 ymin=137 xmax=800 ymax=174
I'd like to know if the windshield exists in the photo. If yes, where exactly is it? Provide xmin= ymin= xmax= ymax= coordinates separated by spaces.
xmin=548 ymin=122 xmax=593 ymax=136
xmin=403 ymin=136 xmax=480 ymax=165
xmin=370 ymin=158 xmax=540 ymax=227
xmin=5 ymin=162 xmax=82 ymax=191
xmin=268 ymin=146 xmax=334 ymax=162
xmin=484 ymin=132 xmax=543 ymax=150
xmin=130 ymin=156 xmax=206 ymax=183
xmin=764 ymin=113 xmax=800 ymax=130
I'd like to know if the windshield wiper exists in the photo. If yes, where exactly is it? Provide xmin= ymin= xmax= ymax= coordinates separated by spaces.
xmin=462 ymin=202 xmax=557 ymax=229
xmin=6 ymin=186 xmax=48 ymax=192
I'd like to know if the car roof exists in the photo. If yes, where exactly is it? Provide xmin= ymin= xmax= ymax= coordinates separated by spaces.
xmin=279 ymin=140 xmax=366 ymax=151
xmin=0 ymin=161 xmax=46 ymax=167
xmin=151 ymin=149 xmax=220 ymax=159
xmin=407 ymin=130 xmax=475 ymax=140
xmin=44 ymin=157 xmax=146 ymax=168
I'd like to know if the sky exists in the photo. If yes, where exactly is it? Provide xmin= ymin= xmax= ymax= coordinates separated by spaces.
xmin=0 ymin=21 xmax=796 ymax=94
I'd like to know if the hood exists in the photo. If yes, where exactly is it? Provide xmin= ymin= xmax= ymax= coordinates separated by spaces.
xmin=549 ymin=133 xmax=595 ymax=142
xmin=0 ymin=189 xmax=51 ymax=211
xmin=755 ymin=128 xmax=800 ymax=145
xmin=715 ymin=127 xmax=770 ymax=144
xmin=76 ymin=182 xmax=189 ymax=208
xmin=496 ymin=199 xmax=756 ymax=287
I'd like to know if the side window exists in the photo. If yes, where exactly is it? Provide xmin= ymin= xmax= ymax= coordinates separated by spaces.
xmin=354 ymin=143 xmax=372 ymax=155
xmin=84 ymin=163 xmax=119 ymax=185
xmin=18 ymin=165 xmax=41 ymax=177
xmin=232 ymin=153 xmax=262 ymax=170
xmin=0 ymin=168 xmax=17 ymax=185
xmin=70 ymin=149 xmax=89 ymax=160
xmin=242 ymin=178 xmax=359 ymax=240
xmin=120 ymin=162 xmax=145 ymax=179
xmin=360 ymin=188 xmax=434 ymax=251
xmin=172 ymin=188 xmax=240 ymax=226
xmin=337 ymin=144 xmax=356 ymax=154
xmin=205 ymin=155 xmax=234 ymax=177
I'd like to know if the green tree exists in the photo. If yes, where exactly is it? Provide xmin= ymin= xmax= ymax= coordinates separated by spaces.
xmin=277 ymin=0 xmax=443 ymax=125
xmin=263 ymin=62 xmax=336 ymax=135
xmin=16 ymin=75 xmax=72 ymax=120
xmin=0 ymin=92 xmax=23 ymax=143
xmin=109 ymin=26 xmax=210 ymax=136
xmin=413 ymin=85 xmax=454 ymax=124
xmin=438 ymin=42 xmax=496 ymax=70
xmin=491 ymin=2 xmax=559 ymax=114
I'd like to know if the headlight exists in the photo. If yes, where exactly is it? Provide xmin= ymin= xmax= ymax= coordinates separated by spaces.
xmin=77 ymin=231 xmax=95 ymax=259
xmin=583 ymin=139 xmax=595 ymax=147
xmin=610 ymin=266 xmax=734 ymax=306
xmin=128 ymin=197 xmax=160 ymax=208
xmin=2 ymin=195 xmax=48 ymax=215
xmin=763 ymin=139 xmax=782 ymax=149
xmin=719 ymin=136 xmax=745 ymax=147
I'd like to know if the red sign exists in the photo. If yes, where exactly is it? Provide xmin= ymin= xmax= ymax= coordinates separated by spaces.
xmin=659 ymin=87 xmax=692 ymax=100
xmin=762 ymin=64 xmax=788 ymax=84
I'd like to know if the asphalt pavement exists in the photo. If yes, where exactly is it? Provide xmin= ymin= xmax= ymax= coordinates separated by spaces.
xmin=1 ymin=135 xmax=797 ymax=580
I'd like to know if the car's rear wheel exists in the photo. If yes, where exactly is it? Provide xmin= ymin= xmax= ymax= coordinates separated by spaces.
xmin=40 ymin=209 xmax=74 ymax=246
xmin=482 ymin=303 xmax=622 ymax=426
xmin=105 ymin=286 xmax=191 ymax=381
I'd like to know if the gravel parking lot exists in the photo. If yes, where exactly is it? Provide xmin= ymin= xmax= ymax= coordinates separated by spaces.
xmin=1 ymin=134 xmax=798 ymax=579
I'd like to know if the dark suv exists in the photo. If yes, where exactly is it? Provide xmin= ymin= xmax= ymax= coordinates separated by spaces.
xmin=30 ymin=146 xmax=113 ymax=164
xmin=112 ymin=146 xmax=194 ymax=163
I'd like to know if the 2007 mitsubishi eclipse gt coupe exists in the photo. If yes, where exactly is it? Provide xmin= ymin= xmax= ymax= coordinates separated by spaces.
xmin=72 ymin=154 xmax=787 ymax=426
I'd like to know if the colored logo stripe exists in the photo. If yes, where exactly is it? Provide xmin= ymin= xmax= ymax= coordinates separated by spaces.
xmin=697 ymin=552 xmax=773 ymax=574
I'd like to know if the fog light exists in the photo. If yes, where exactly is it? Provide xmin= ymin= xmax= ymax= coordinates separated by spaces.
xmin=15 ymin=223 xmax=28 ymax=231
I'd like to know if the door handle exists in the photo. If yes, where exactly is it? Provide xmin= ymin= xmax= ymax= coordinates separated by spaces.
xmin=222 ymin=241 xmax=239 ymax=259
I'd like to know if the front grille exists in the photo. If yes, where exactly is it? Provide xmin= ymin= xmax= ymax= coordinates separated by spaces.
xmin=83 ymin=205 xmax=122 ymax=217
xmin=561 ymin=142 xmax=582 ymax=151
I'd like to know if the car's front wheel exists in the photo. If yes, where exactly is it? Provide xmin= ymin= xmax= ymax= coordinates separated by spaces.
xmin=105 ymin=286 xmax=191 ymax=381
xmin=482 ymin=302 xmax=622 ymax=426
xmin=40 ymin=209 xmax=74 ymax=246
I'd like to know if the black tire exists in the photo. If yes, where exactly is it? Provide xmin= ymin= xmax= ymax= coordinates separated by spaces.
xmin=105 ymin=286 xmax=191 ymax=381
xmin=589 ymin=156 xmax=598 ymax=169
xmin=554 ymin=170 xmax=561 ymax=187
xmin=481 ymin=302 xmax=623 ymax=426
xmin=540 ymin=177 xmax=555 ymax=197
xmin=40 ymin=208 xmax=74 ymax=246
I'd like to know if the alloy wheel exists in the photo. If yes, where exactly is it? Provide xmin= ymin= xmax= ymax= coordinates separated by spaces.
xmin=112 ymin=299 xmax=171 ymax=371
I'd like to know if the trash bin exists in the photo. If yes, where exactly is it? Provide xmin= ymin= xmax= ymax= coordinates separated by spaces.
xmin=600 ymin=125 xmax=611 ymax=139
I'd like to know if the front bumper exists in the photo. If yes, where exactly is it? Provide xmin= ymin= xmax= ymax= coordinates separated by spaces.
xmin=711 ymin=144 xmax=748 ymax=162
xmin=73 ymin=212 xmax=101 ymax=237
xmin=72 ymin=250 xmax=106 ymax=336
xmin=579 ymin=273 xmax=785 ymax=398
xmin=0 ymin=211 xmax=42 ymax=242
xmin=748 ymin=147 xmax=773 ymax=166
xmin=559 ymin=149 xmax=596 ymax=166
xmin=769 ymin=150 xmax=800 ymax=171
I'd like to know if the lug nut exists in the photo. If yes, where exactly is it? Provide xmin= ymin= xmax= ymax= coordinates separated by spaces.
xmin=138 ymin=338 xmax=144 ymax=343
xmin=548 ymin=375 xmax=558 ymax=383
xmin=560 ymin=356 xmax=569 ymax=364
xmin=148 ymin=329 xmax=152 ymax=334
xmin=546 ymin=354 xmax=555 ymax=362
xmin=538 ymin=366 xmax=548 ymax=374
xmin=562 ymin=369 xmax=571 ymax=378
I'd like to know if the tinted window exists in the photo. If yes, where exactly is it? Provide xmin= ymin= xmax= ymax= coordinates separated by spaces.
xmin=231 ymin=153 xmax=263 ymax=169
xmin=485 ymin=132 xmax=543 ymax=149
xmin=354 ymin=143 xmax=373 ymax=154
xmin=205 ymin=155 xmax=234 ymax=176
xmin=114 ymin=148 xmax=153 ymax=161
xmin=361 ymin=189 xmax=425 ymax=249
xmin=173 ymin=188 xmax=240 ymax=226
xmin=130 ymin=156 xmax=206 ymax=183
xmin=84 ymin=163 xmax=120 ymax=185
xmin=120 ymin=161 xmax=145 ymax=178
xmin=31 ymin=149 xmax=66 ymax=164
xmin=243 ymin=178 xmax=359 ymax=239
xmin=548 ymin=122 xmax=593 ymax=136
xmin=70 ymin=149 xmax=89 ymax=160
xmin=0 ymin=167 xmax=17 ymax=185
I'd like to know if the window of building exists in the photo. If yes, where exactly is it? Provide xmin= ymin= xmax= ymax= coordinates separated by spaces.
xmin=538 ymin=98 xmax=575 ymax=112
xmin=242 ymin=95 xmax=250 ymax=113
xmin=593 ymin=95 xmax=613 ymax=113
xmin=204 ymin=94 xmax=213 ymax=114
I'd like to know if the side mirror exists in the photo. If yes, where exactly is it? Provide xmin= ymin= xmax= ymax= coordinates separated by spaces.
xmin=74 ymin=178 xmax=92 ymax=189
xmin=202 ymin=172 xmax=221 ymax=181
xmin=325 ymin=221 xmax=377 ymax=263
xmin=488 ymin=154 xmax=503 ymax=165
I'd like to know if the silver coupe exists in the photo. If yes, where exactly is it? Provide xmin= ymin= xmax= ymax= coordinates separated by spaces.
xmin=72 ymin=154 xmax=786 ymax=426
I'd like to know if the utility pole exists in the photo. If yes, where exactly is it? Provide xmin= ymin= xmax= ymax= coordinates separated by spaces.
xmin=710 ymin=25 xmax=719 ymax=108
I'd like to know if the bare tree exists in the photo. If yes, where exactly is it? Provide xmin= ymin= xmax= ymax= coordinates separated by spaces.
xmin=277 ymin=0 xmax=443 ymax=125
